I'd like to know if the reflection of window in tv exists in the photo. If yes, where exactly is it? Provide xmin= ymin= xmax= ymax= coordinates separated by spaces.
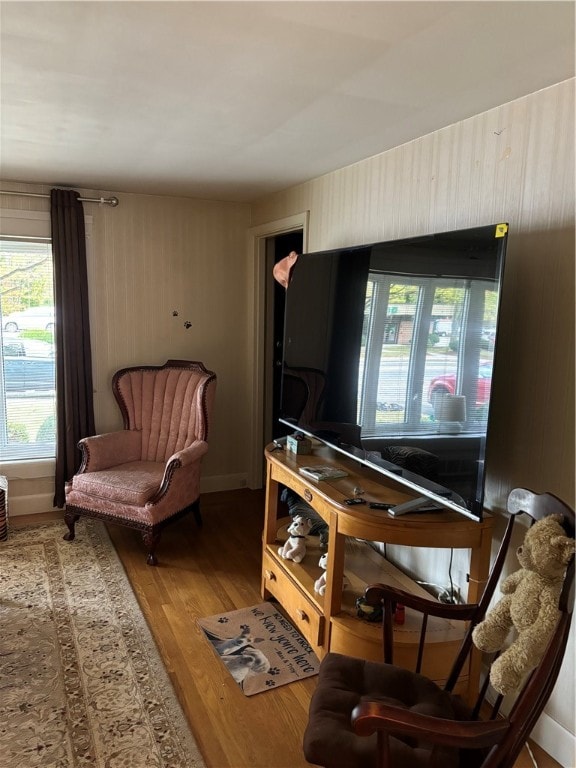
xmin=359 ymin=273 xmax=496 ymax=437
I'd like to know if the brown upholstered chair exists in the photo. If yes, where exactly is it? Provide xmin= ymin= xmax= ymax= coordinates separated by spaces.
xmin=64 ymin=359 xmax=216 ymax=565
xmin=303 ymin=488 xmax=575 ymax=768
xmin=283 ymin=365 xmax=326 ymax=425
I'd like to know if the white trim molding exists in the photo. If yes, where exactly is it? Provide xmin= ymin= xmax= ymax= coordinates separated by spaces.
xmin=531 ymin=710 xmax=575 ymax=768
xmin=246 ymin=212 xmax=309 ymax=489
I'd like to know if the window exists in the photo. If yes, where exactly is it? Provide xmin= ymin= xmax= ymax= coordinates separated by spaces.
xmin=359 ymin=272 xmax=497 ymax=437
xmin=0 ymin=230 xmax=56 ymax=461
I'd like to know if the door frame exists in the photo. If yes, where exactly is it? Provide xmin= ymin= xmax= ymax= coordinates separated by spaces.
xmin=247 ymin=211 xmax=309 ymax=488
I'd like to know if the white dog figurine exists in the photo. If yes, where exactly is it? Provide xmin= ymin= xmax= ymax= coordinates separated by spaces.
xmin=314 ymin=552 xmax=348 ymax=596
xmin=278 ymin=515 xmax=312 ymax=563
xmin=314 ymin=553 xmax=328 ymax=595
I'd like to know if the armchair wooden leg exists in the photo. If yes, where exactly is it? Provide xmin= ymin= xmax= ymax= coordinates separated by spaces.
xmin=63 ymin=511 xmax=80 ymax=541
xmin=142 ymin=531 xmax=161 ymax=566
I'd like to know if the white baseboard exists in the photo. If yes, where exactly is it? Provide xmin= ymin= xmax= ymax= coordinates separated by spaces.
xmin=480 ymin=666 xmax=575 ymax=768
xmin=8 ymin=492 xmax=59 ymax=517
xmin=530 ymin=710 xmax=576 ymax=768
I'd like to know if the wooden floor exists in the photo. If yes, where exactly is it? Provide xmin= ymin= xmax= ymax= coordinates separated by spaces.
xmin=12 ymin=489 xmax=562 ymax=768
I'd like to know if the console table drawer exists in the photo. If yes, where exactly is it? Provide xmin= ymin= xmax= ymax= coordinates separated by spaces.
xmin=262 ymin=551 xmax=325 ymax=654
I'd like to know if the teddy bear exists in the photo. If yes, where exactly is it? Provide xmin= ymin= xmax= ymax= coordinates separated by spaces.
xmin=472 ymin=513 xmax=574 ymax=695
xmin=278 ymin=515 xmax=312 ymax=564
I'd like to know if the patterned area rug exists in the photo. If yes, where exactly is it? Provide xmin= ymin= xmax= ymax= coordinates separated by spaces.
xmin=198 ymin=602 xmax=320 ymax=696
xmin=0 ymin=519 xmax=205 ymax=768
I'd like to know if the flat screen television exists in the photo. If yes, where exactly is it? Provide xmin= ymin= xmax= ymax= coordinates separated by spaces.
xmin=278 ymin=223 xmax=509 ymax=521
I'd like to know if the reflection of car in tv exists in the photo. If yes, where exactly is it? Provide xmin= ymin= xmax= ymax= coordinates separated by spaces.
xmin=428 ymin=362 xmax=492 ymax=409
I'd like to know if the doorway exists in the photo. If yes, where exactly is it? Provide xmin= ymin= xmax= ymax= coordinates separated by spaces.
xmin=247 ymin=212 xmax=308 ymax=489
xmin=266 ymin=230 xmax=304 ymax=441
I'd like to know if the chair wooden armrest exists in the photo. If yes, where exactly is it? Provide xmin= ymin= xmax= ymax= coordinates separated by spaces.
xmin=352 ymin=700 xmax=509 ymax=749
xmin=364 ymin=582 xmax=482 ymax=671
xmin=147 ymin=442 xmax=210 ymax=505
xmin=364 ymin=583 xmax=479 ymax=621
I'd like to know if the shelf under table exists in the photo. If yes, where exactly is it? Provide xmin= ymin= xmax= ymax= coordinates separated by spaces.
xmin=271 ymin=521 xmax=466 ymax=684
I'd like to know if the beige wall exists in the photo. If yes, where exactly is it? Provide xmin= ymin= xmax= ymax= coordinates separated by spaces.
xmin=1 ymin=182 xmax=252 ymax=500
xmin=252 ymin=79 xmax=575 ymax=514
xmin=250 ymin=79 xmax=575 ymax=762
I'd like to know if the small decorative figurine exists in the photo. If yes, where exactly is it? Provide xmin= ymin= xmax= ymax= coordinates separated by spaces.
xmin=278 ymin=515 xmax=312 ymax=564
xmin=314 ymin=553 xmax=328 ymax=596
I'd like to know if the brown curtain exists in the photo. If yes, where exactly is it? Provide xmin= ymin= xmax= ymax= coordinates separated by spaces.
xmin=51 ymin=189 xmax=95 ymax=507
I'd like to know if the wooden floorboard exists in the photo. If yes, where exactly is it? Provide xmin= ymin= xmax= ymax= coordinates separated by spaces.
xmin=11 ymin=490 xmax=562 ymax=768
xmin=107 ymin=489 xmax=318 ymax=768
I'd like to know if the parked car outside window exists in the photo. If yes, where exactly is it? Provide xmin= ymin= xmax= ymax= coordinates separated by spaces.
xmin=2 ymin=335 xmax=54 ymax=358
xmin=1 ymin=336 xmax=56 ymax=391
xmin=3 ymin=305 xmax=55 ymax=332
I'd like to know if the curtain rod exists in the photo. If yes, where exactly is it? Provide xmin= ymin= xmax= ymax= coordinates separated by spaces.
xmin=0 ymin=190 xmax=119 ymax=207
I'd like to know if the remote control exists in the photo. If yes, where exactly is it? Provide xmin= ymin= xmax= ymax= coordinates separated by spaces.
xmin=369 ymin=502 xmax=392 ymax=510
xmin=344 ymin=497 xmax=366 ymax=505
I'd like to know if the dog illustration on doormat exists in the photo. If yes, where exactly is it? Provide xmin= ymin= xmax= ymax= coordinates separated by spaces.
xmin=198 ymin=603 xmax=320 ymax=696
xmin=203 ymin=623 xmax=272 ymax=687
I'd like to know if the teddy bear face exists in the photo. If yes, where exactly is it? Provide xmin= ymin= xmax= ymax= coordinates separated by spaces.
xmin=516 ymin=515 xmax=573 ymax=582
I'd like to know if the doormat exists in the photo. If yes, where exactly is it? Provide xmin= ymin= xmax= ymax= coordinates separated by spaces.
xmin=198 ymin=602 xmax=320 ymax=696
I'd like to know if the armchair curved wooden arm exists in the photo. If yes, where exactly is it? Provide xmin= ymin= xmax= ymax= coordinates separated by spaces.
xmin=169 ymin=439 xmax=209 ymax=468
xmin=64 ymin=360 xmax=216 ymax=565
xmin=303 ymin=488 xmax=575 ymax=768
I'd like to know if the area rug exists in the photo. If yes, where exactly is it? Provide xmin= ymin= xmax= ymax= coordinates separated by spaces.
xmin=198 ymin=602 xmax=320 ymax=696
xmin=0 ymin=519 xmax=205 ymax=768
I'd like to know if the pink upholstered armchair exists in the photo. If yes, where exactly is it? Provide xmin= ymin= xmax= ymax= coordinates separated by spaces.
xmin=64 ymin=360 xmax=216 ymax=565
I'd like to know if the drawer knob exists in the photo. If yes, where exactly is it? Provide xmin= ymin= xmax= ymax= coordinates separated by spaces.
xmin=264 ymin=570 xmax=276 ymax=581
xmin=296 ymin=609 xmax=309 ymax=622
xmin=304 ymin=489 xmax=313 ymax=503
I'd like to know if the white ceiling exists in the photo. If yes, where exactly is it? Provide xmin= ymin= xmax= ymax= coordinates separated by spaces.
xmin=1 ymin=1 xmax=574 ymax=203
